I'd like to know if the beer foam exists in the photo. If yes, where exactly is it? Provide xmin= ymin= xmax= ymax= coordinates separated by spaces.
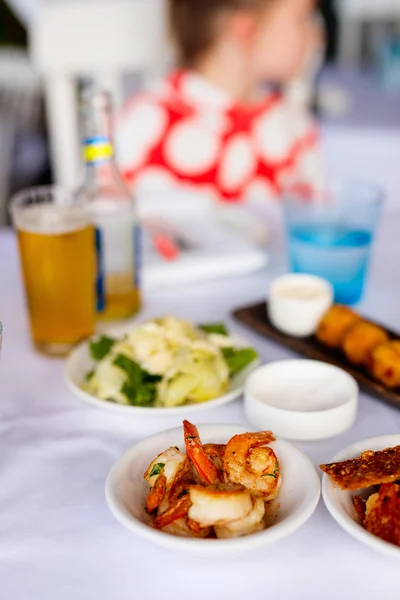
xmin=13 ymin=205 xmax=90 ymax=235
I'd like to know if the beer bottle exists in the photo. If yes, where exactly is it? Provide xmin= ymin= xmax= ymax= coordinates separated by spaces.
xmin=77 ymin=90 xmax=141 ymax=321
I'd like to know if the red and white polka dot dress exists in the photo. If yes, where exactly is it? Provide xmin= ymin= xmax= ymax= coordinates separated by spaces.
xmin=116 ymin=70 xmax=323 ymax=203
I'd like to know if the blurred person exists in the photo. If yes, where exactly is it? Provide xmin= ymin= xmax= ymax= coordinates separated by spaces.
xmin=116 ymin=0 xmax=324 ymax=204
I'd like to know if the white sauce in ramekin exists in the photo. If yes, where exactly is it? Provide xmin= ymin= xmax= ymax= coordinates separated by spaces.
xmin=268 ymin=274 xmax=333 ymax=337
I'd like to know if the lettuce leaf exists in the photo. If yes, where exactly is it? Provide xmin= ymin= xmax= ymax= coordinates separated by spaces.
xmin=199 ymin=323 xmax=229 ymax=336
xmin=90 ymin=336 xmax=116 ymax=361
xmin=114 ymin=354 xmax=161 ymax=407
xmin=222 ymin=347 xmax=258 ymax=377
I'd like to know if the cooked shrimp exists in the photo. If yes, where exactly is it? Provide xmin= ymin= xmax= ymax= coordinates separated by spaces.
xmin=154 ymin=492 xmax=211 ymax=538
xmin=166 ymin=459 xmax=192 ymax=504
xmin=146 ymin=473 xmax=167 ymax=513
xmin=145 ymin=422 xmax=283 ymax=540
xmin=152 ymin=455 xmax=211 ymax=537
xmin=187 ymin=518 xmax=211 ymax=536
xmin=188 ymin=484 xmax=253 ymax=527
xmin=144 ymin=446 xmax=187 ymax=512
xmin=203 ymin=444 xmax=226 ymax=471
xmin=183 ymin=420 xmax=220 ymax=485
xmin=203 ymin=443 xmax=227 ymax=481
xmin=144 ymin=446 xmax=187 ymax=487
xmin=223 ymin=432 xmax=281 ymax=500
xmin=214 ymin=497 xmax=265 ymax=539
xmin=188 ymin=444 xmax=227 ymax=485
xmin=153 ymin=494 xmax=192 ymax=531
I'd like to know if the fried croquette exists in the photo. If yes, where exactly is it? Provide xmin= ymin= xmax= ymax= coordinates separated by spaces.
xmin=342 ymin=321 xmax=388 ymax=367
xmin=370 ymin=341 xmax=400 ymax=389
xmin=316 ymin=305 xmax=361 ymax=348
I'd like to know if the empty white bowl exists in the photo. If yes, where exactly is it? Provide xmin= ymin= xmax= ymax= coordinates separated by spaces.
xmin=245 ymin=360 xmax=359 ymax=441
xmin=105 ymin=424 xmax=321 ymax=558
xmin=322 ymin=434 xmax=400 ymax=560
xmin=268 ymin=274 xmax=333 ymax=337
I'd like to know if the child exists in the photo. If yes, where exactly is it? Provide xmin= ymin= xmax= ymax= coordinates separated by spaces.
xmin=116 ymin=0 xmax=323 ymax=203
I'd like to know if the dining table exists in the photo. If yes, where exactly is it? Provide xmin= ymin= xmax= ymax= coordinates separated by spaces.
xmin=1 ymin=147 xmax=400 ymax=598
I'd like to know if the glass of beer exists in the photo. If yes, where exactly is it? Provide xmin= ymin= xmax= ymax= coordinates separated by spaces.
xmin=10 ymin=186 xmax=97 ymax=356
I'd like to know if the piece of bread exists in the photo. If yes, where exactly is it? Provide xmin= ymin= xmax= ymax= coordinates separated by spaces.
xmin=320 ymin=446 xmax=400 ymax=491
xmin=353 ymin=495 xmax=367 ymax=523
xmin=364 ymin=484 xmax=400 ymax=547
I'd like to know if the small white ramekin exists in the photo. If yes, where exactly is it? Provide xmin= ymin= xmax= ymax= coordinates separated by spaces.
xmin=268 ymin=274 xmax=333 ymax=337
xmin=245 ymin=360 xmax=359 ymax=441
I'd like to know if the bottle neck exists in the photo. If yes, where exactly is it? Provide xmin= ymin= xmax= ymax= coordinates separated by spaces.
xmin=80 ymin=91 xmax=132 ymax=201
xmin=81 ymin=91 xmax=117 ymax=179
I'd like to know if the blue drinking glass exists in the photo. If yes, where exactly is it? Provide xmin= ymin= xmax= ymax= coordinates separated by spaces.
xmin=284 ymin=181 xmax=384 ymax=305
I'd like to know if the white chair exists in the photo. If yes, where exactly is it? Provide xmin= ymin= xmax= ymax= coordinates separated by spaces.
xmin=30 ymin=0 xmax=169 ymax=189
xmin=337 ymin=0 xmax=400 ymax=66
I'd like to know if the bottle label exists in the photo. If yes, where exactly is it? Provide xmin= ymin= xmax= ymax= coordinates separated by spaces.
xmin=84 ymin=136 xmax=113 ymax=165
xmin=95 ymin=227 xmax=105 ymax=312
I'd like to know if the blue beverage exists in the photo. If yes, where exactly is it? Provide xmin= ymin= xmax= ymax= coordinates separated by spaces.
xmin=288 ymin=225 xmax=373 ymax=305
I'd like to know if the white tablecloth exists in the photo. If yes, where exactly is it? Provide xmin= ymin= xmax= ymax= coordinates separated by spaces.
xmin=1 ymin=202 xmax=400 ymax=600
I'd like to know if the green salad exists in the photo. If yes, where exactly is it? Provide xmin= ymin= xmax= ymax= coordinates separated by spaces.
xmin=83 ymin=316 xmax=258 ymax=408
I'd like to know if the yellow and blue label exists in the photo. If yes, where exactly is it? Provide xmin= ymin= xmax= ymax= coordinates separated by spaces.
xmin=84 ymin=136 xmax=113 ymax=165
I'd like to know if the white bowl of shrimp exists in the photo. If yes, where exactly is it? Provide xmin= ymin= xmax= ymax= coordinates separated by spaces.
xmin=105 ymin=421 xmax=321 ymax=558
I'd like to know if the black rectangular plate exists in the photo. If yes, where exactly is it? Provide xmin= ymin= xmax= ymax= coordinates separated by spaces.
xmin=233 ymin=301 xmax=400 ymax=411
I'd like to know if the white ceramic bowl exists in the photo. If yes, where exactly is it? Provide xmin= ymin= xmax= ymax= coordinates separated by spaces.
xmin=65 ymin=329 xmax=259 ymax=416
xmin=106 ymin=424 xmax=321 ymax=558
xmin=322 ymin=434 xmax=400 ymax=560
xmin=268 ymin=274 xmax=333 ymax=337
xmin=245 ymin=360 xmax=358 ymax=441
